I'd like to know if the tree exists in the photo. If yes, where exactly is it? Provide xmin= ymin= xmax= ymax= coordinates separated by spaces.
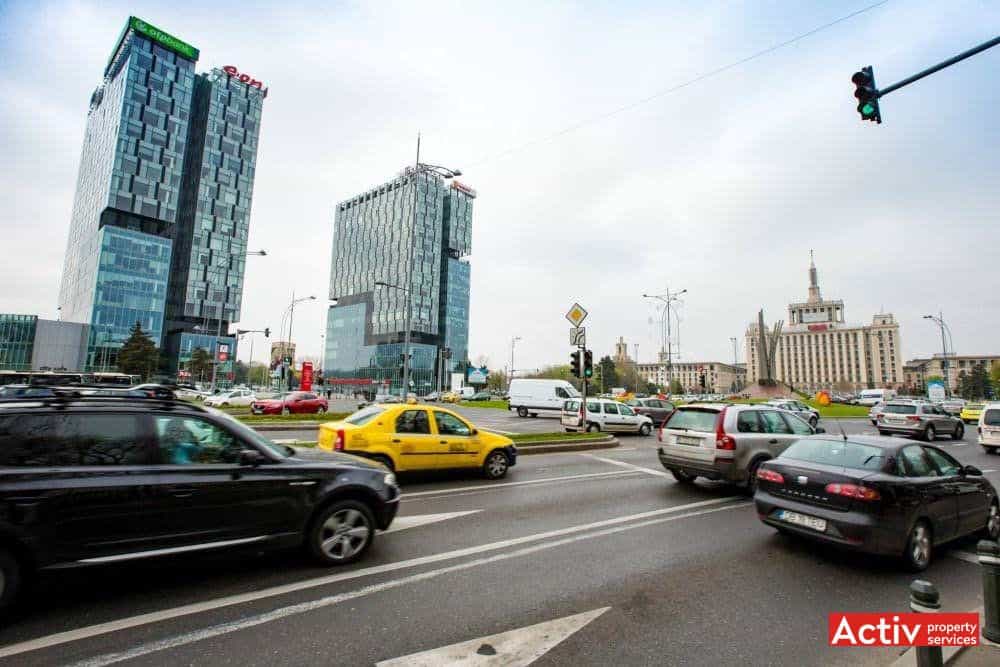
xmin=116 ymin=321 xmax=159 ymax=381
xmin=991 ymin=361 xmax=1000 ymax=398
xmin=669 ymin=378 xmax=684 ymax=394
xmin=597 ymin=356 xmax=619 ymax=391
xmin=233 ymin=361 xmax=249 ymax=385
xmin=969 ymin=362 xmax=991 ymax=400
xmin=248 ymin=362 xmax=270 ymax=388
xmin=645 ymin=382 xmax=660 ymax=394
xmin=486 ymin=369 xmax=508 ymax=392
xmin=188 ymin=347 xmax=213 ymax=384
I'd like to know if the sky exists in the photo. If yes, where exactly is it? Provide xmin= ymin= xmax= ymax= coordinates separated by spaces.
xmin=1 ymin=0 xmax=998 ymax=375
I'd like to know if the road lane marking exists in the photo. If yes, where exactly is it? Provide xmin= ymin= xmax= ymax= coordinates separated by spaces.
xmin=401 ymin=470 xmax=641 ymax=499
xmin=580 ymin=453 xmax=671 ymax=477
xmin=382 ymin=511 xmax=481 ymax=534
xmin=1 ymin=496 xmax=742 ymax=660
xmin=376 ymin=607 xmax=610 ymax=666
xmin=67 ymin=502 xmax=748 ymax=666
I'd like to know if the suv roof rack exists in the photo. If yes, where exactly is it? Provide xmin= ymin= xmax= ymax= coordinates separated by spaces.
xmin=0 ymin=388 xmax=202 ymax=411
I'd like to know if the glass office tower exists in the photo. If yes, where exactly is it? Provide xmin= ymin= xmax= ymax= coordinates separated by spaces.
xmin=57 ymin=17 xmax=265 ymax=377
xmin=324 ymin=171 xmax=475 ymax=396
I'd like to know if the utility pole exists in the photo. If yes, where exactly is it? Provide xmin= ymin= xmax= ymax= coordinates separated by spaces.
xmin=923 ymin=312 xmax=953 ymax=398
xmin=643 ymin=288 xmax=687 ymax=394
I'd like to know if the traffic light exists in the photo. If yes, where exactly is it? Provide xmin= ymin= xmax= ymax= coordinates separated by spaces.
xmin=583 ymin=349 xmax=593 ymax=378
xmin=263 ymin=327 xmax=270 ymax=338
xmin=852 ymin=66 xmax=881 ymax=123
xmin=570 ymin=350 xmax=581 ymax=378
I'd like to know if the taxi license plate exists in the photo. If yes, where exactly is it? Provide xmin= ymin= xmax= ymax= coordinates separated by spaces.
xmin=776 ymin=510 xmax=826 ymax=532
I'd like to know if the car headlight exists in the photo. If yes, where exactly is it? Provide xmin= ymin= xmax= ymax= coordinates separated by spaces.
xmin=384 ymin=473 xmax=397 ymax=487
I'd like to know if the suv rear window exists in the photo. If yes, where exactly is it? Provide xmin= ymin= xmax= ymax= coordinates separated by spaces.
xmin=664 ymin=408 xmax=719 ymax=432
xmin=780 ymin=439 xmax=886 ymax=471
xmin=0 ymin=413 xmax=149 ymax=467
xmin=883 ymin=404 xmax=917 ymax=415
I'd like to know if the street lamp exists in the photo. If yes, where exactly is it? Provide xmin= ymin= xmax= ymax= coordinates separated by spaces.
xmin=209 ymin=250 xmax=268 ymax=392
xmin=278 ymin=293 xmax=316 ymax=391
xmin=509 ymin=336 xmax=522 ymax=390
xmin=397 ymin=134 xmax=462 ymax=398
xmin=643 ymin=288 xmax=687 ymax=392
xmin=923 ymin=312 xmax=954 ymax=397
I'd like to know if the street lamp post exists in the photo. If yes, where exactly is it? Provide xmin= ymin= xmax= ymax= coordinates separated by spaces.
xmin=923 ymin=312 xmax=954 ymax=397
xmin=730 ymin=336 xmax=739 ymax=391
xmin=643 ymin=288 xmax=687 ymax=393
xmin=281 ymin=293 xmax=317 ymax=391
xmin=398 ymin=134 xmax=462 ymax=398
xmin=509 ymin=336 xmax=522 ymax=391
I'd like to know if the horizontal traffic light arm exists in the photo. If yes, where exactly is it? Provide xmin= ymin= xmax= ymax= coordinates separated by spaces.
xmin=876 ymin=34 xmax=1000 ymax=98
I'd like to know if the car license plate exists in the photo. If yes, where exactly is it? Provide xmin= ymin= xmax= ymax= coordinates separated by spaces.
xmin=676 ymin=435 xmax=702 ymax=446
xmin=776 ymin=510 xmax=826 ymax=532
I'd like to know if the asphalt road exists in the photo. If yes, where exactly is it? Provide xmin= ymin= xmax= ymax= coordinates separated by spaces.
xmin=2 ymin=418 xmax=998 ymax=666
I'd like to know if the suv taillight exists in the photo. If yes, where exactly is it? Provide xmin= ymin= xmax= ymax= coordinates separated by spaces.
xmin=906 ymin=415 xmax=921 ymax=422
xmin=334 ymin=429 xmax=345 ymax=451
xmin=715 ymin=407 xmax=735 ymax=450
xmin=825 ymin=483 xmax=880 ymax=501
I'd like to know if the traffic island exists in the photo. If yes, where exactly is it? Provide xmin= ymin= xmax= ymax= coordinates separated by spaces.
xmin=509 ymin=433 xmax=619 ymax=455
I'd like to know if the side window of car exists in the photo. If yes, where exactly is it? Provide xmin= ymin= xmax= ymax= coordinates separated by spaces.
xmin=434 ymin=412 xmax=471 ymax=436
xmin=737 ymin=411 xmax=763 ymax=433
xmin=899 ymin=445 xmax=936 ymax=477
xmin=155 ymin=416 xmax=243 ymax=465
xmin=782 ymin=412 xmax=814 ymax=436
xmin=0 ymin=413 xmax=150 ymax=467
xmin=619 ymin=405 xmax=635 ymax=416
xmin=759 ymin=410 xmax=793 ymax=434
xmin=586 ymin=401 xmax=600 ymax=414
xmin=555 ymin=387 xmax=570 ymax=399
xmin=923 ymin=447 xmax=961 ymax=476
xmin=396 ymin=410 xmax=430 ymax=434
xmin=603 ymin=402 xmax=619 ymax=415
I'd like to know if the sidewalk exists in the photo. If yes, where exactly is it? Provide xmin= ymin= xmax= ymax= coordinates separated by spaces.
xmin=948 ymin=637 xmax=1000 ymax=665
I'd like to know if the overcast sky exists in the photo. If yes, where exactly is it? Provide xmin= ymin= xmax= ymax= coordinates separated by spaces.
xmin=1 ymin=0 xmax=998 ymax=374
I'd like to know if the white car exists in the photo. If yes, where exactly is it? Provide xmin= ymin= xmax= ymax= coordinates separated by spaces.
xmin=766 ymin=399 xmax=820 ymax=427
xmin=204 ymin=389 xmax=256 ymax=407
xmin=561 ymin=398 xmax=654 ymax=435
xmin=979 ymin=403 xmax=1000 ymax=455
xmin=868 ymin=401 xmax=884 ymax=425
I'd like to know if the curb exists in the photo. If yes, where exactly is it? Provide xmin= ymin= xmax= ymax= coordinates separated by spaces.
xmin=516 ymin=436 xmax=619 ymax=455
xmin=247 ymin=422 xmax=324 ymax=432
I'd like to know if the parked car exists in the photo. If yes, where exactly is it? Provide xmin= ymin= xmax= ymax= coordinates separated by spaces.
xmin=318 ymin=404 xmax=517 ymax=478
xmin=421 ymin=391 xmax=440 ymax=402
xmin=755 ymin=435 xmax=999 ymax=570
xmin=626 ymin=398 xmax=675 ymax=426
xmin=251 ymin=391 xmax=329 ymax=415
xmin=868 ymin=401 xmax=885 ymax=426
xmin=440 ymin=391 xmax=461 ymax=403
xmin=561 ymin=398 xmax=654 ymax=435
xmin=465 ymin=391 xmax=492 ymax=402
xmin=0 ymin=385 xmax=55 ymax=398
xmin=960 ymin=402 xmax=984 ymax=424
xmin=204 ymin=389 xmax=256 ymax=408
xmin=656 ymin=403 xmax=823 ymax=492
xmin=766 ymin=399 xmax=820 ymax=427
xmin=876 ymin=401 xmax=964 ymax=440
xmin=508 ymin=378 xmax=580 ymax=418
xmin=979 ymin=403 xmax=1000 ymax=455
xmin=0 ymin=393 xmax=399 ymax=615
xmin=940 ymin=398 xmax=967 ymax=416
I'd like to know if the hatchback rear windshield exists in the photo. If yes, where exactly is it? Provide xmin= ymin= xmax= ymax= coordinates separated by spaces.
xmin=345 ymin=406 xmax=384 ymax=425
xmin=984 ymin=410 xmax=1000 ymax=427
xmin=883 ymin=404 xmax=917 ymax=415
xmin=780 ymin=439 xmax=886 ymax=471
xmin=664 ymin=408 xmax=719 ymax=432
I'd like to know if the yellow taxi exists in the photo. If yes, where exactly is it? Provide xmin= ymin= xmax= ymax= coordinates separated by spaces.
xmin=318 ymin=404 xmax=517 ymax=479
xmin=961 ymin=403 xmax=984 ymax=424
xmin=440 ymin=391 xmax=461 ymax=403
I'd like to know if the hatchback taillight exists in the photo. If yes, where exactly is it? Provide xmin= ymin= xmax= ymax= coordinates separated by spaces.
xmin=825 ymin=483 xmax=880 ymax=501
xmin=334 ymin=429 xmax=345 ymax=451
xmin=756 ymin=468 xmax=784 ymax=484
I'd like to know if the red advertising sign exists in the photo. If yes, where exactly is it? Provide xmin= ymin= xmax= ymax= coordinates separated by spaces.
xmin=828 ymin=612 xmax=978 ymax=647
xmin=217 ymin=343 xmax=230 ymax=362
xmin=222 ymin=65 xmax=268 ymax=96
xmin=808 ymin=324 xmax=829 ymax=332
xmin=301 ymin=361 xmax=313 ymax=392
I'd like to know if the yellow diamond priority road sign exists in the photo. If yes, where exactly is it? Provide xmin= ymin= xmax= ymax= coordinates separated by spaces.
xmin=565 ymin=302 xmax=588 ymax=327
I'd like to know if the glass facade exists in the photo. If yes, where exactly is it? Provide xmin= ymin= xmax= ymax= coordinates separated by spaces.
xmin=166 ymin=332 xmax=236 ymax=386
xmin=325 ymin=174 xmax=475 ymax=394
xmin=0 ymin=315 xmax=38 ymax=371
xmin=86 ymin=226 xmax=172 ymax=370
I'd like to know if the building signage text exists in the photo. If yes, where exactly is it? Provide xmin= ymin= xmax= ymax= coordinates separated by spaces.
xmin=222 ymin=66 xmax=268 ymax=95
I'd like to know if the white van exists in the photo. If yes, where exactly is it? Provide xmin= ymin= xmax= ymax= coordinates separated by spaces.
xmin=858 ymin=388 xmax=897 ymax=406
xmin=979 ymin=403 xmax=1000 ymax=454
xmin=508 ymin=379 xmax=580 ymax=417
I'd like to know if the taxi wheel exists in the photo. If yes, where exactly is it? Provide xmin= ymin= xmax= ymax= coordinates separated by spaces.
xmin=952 ymin=423 xmax=964 ymax=440
xmin=283 ymin=407 xmax=291 ymax=415
xmin=483 ymin=450 xmax=509 ymax=480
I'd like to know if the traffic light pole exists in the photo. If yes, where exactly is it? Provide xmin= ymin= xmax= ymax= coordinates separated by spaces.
xmin=877 ymin=35 xmax=1000 ymax=98
xmin=579 ymin=344 xmax=587 ymax=426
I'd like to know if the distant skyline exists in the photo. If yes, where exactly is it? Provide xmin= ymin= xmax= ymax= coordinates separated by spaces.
xmin=1 ymin=0 xmax=998 ymax=374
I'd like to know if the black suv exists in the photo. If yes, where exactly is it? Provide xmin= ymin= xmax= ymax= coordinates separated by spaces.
xmin=0 ymin=393 xmax=399 ymax=613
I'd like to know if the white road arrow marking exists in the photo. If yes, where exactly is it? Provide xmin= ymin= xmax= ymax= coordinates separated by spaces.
xmin=382 ymin=511 xmax=481 ymax=534
xmin=376 ymin=607 xmax=610 ymax=666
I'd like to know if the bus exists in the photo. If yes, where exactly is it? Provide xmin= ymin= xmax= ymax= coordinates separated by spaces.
xmin=0 ymin=371 xmax=140 ymax=387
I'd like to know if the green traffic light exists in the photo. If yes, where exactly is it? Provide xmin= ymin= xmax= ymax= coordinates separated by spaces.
xmin=862 ymin=102 xmax=875 ymax=117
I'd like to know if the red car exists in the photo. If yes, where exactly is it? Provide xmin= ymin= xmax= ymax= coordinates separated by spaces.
xmin=250 ymin=392 xmax=329 ymax=415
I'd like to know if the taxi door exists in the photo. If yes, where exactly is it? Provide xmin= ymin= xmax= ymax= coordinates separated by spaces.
xmin=391 ymin=408 xmax=442 ymax=470
xmin=431 ymin=410 xmax=481 ymax=470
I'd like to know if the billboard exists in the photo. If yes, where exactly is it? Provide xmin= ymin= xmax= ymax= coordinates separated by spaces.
xmin=467 ymin=367 xmax=488 ymax=385
xmin=217 ymin=343 xmax=230 ymax=362
xmin=802 ymin=312 xmax=828 ymax=324
xmin=927 ymin=378 xmax=946 ymax=402
xmin=301 ymin=361 xmax=313 ymax=392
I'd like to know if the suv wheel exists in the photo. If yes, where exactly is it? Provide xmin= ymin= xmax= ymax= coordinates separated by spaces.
xmin=903 ymin=520 xmax=932 ymax=572
xmin=516 ymin=406 xmax=528 ymax=418
xmin=809 ymin=415 xmax=818 ymax=428
xmin=0 ymin=549 xmax=21 ymax=616
xmin=670 ymin=469 xmax=697 ymax=484
xmin=483 ymin=450 xmax=509 ymax=479
xmin=745 ymin=458 xmax=767 ymax=496
xmin=983 ymin=500 xmax=1000 ymax=541
xmin=307 ymin=500 xmax=375 ymax=566
xmin=953 ymin=423 xmax=964 ymax=440
xmin=924 ymin=425 xmax=936 ymax=442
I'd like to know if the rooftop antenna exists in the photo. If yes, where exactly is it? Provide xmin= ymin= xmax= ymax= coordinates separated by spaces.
xmin=837 ymin=420 xmax=848 ymax=441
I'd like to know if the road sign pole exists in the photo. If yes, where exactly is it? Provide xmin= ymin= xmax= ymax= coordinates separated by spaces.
xmin=580 ymin=344 xmax=587 ymax=428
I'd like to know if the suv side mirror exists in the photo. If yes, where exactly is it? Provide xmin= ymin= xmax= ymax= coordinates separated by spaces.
xmin=239 ymin=449 xmax=267 ymax=467
xmin=814 ymin=426 xmax=826 ymax=434
xmin=962 ymin=464 xmax=982 ymax=477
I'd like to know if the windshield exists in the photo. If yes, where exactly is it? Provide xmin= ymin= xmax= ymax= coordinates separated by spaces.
xmin=883 ymin=404 xmax=917 ymax=414
xmin=564 ymin=385 xmax=581 ymax=398
xmin=345 ymin=406 xmax=385 ymax=425
xmin=209 ymin=408 xmax=291 ymax=458
xmin=780 ymin=439 xmax=886 ymax=471
xmin=665 ymin=408 xmax=719 ymax=432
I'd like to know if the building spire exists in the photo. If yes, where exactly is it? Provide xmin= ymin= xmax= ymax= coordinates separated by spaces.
xmin=807 ymin=250 xmax=821 ymax=303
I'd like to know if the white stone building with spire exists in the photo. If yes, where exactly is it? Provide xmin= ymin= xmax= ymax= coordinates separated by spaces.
xmin=744 ymin=254 xmax=903 ymax=392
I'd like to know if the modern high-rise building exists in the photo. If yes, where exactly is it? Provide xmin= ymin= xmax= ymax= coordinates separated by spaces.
xmin=744 ymin=254 xmax=903 ymax=392
xmin=324 ymin=169 xmax=475 ymax=395
xmin=57 ymin=16 xmax=266 ymax=378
